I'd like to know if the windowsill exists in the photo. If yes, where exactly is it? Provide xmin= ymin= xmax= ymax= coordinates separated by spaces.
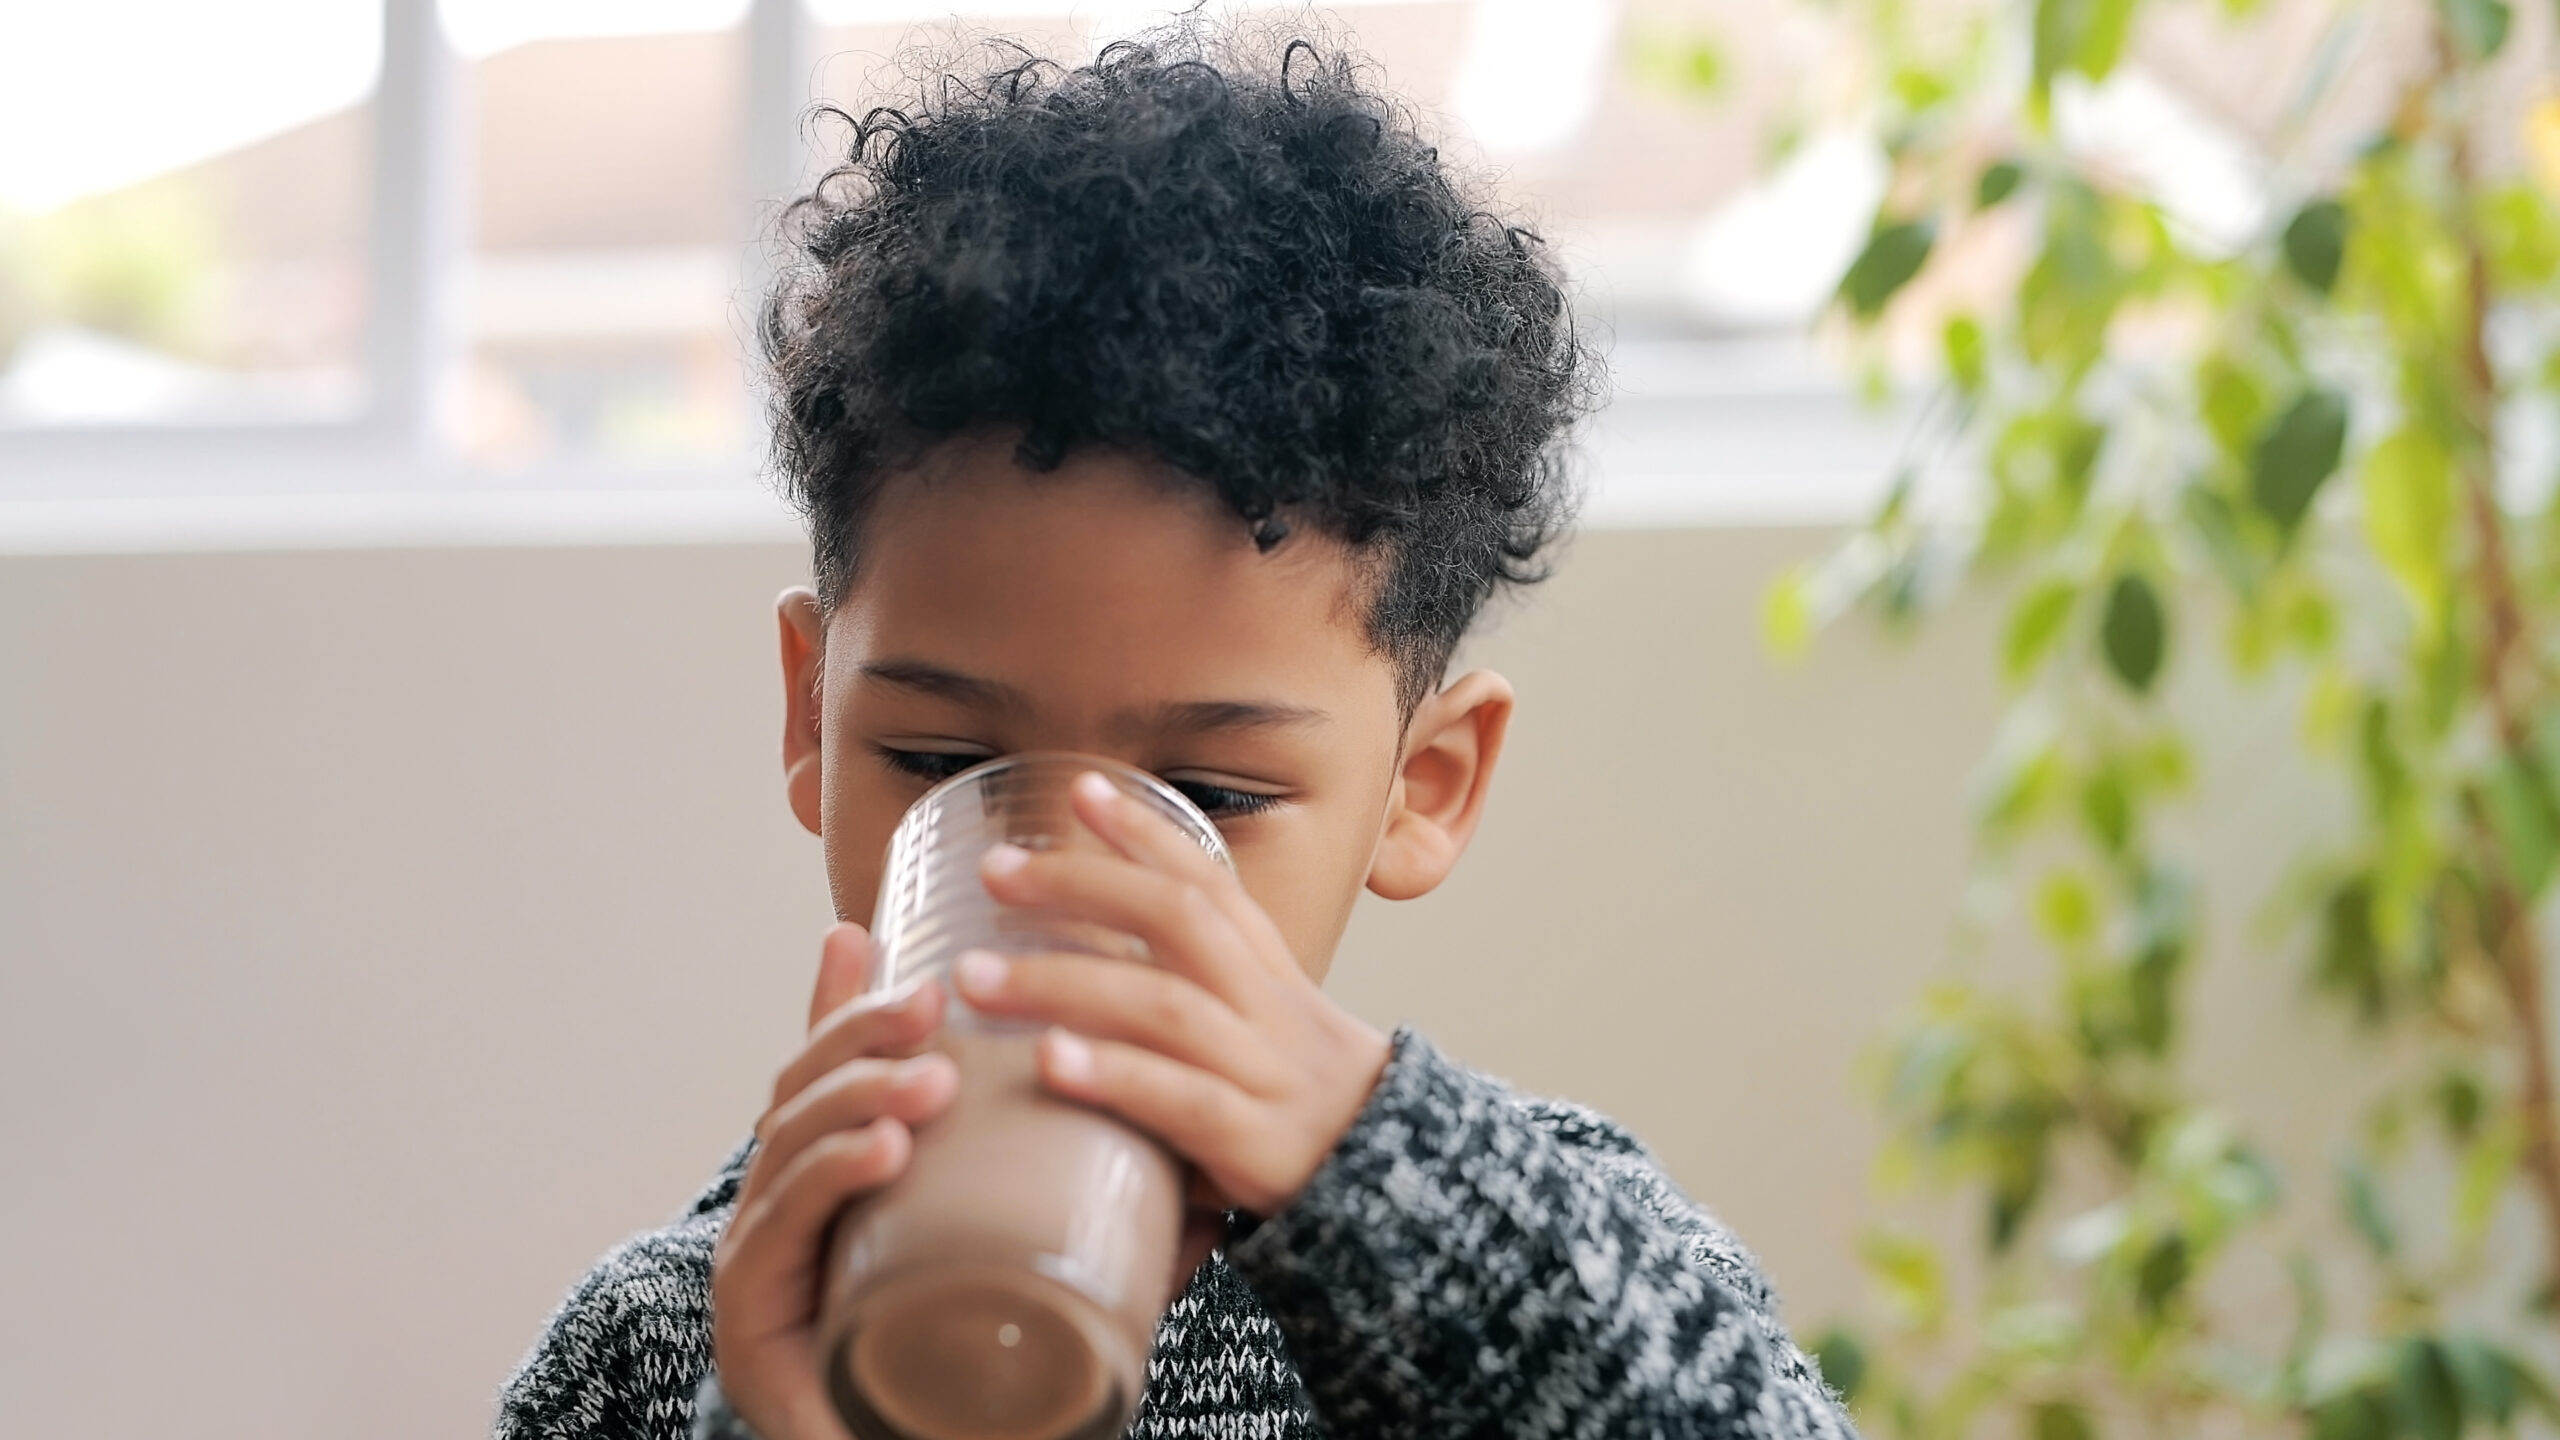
xmin=0 ymin=337 xmax=1911 ymax=555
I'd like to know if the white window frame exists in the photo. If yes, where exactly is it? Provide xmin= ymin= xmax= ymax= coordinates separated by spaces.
xmin=0 ymin=0 xmax=1902 ymax=551
xmin=0 ymin=0 xmax=815 ymax=546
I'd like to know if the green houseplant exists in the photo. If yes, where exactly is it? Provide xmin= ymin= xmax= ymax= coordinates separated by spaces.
xmin=1718 ymin=0 xmax=2560 ymax=1433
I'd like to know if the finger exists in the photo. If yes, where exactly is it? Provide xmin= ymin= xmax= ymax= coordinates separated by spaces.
xmin=979 ymin=844 xmax=1263 ymax=1006
xmin=1035 ymin=1028 xmax=1275 ymax=1212
xmin=748 ymin=1053 xmax=958 ymax=1206
xmin=772 ymin=979 xmax=946 ymax=1111
xmin=1071 ymin=769 xmax=1235 ymax=885
xmin=951 ymin=950 xmax=1274 ymax=1087
xmin=1069 ymin=771 xmax=1302 ymax=977
xmin=808 ymin=922 xmax=875 ymax=1032
xmin=719 ymin=1120 xmax=913 ymax=1328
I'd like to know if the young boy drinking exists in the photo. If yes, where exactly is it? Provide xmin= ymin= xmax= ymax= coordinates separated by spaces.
xmin=498 ymin=23 xmax=1855 ymax=1440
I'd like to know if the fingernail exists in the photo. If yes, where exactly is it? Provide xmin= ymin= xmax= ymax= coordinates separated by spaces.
xmin=983 ymin=843 xmax=1030 ymax=877
xmin=955 ymin=949 xmax=1009 ymax=997
xmin=893 ymin=1053 xmax=950 ymax=1088
xmin=1044 ymin=1028 xmax=1095 ymax=1085
xmin=1074 ymin=772 xmax=1119 ymax=805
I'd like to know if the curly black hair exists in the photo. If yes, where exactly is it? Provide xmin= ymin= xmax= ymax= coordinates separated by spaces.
xmin=762 ymin=20 xmax=1596 ymax=713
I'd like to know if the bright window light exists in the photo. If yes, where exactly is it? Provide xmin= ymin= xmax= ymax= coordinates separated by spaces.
xmin=0 ymin=0 xmax=381 ymax=213
xmin=1450 ymin=0 xmax=1617 ymax=157
xmin=439 ymin=0 xmax=752 ymax=59
xmin=1680 ymin=131 xmax=1888 ymax=328
xmin=805 ymin=0 xmax=1450 ymax=29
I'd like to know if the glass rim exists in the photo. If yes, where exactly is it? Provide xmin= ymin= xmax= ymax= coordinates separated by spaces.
xmin=911 ymin=750 xmax=1235 ymax=873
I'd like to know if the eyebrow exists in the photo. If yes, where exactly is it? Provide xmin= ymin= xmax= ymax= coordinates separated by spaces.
xmin=1143 ymin=699 xmax=1330 ymax=735
xmin=859 ymin=659 xmax=1032 ymax=714
xmin=856 ymin=658 xmax=1327 ymax=734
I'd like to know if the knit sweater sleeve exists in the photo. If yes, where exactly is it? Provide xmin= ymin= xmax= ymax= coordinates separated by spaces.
xmin=494 ymin=1144 xmax=750 ymax=1440
xmin=1222 ymin=1028 xmax=1858 ymax=1440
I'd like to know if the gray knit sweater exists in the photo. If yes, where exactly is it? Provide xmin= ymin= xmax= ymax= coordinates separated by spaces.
xmin=497 ymin=1029 xmax=1857 ymax=1440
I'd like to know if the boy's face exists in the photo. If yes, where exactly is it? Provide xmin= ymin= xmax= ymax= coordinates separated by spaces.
xmin=776 ymin=437 xmax=1508 ymax=979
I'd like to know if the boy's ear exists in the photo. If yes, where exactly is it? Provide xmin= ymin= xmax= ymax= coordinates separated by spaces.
xmin=779 ymin=588 xmax=826 ymax=837
xmin=1367 ymin=669 xmax=1514 ymax=901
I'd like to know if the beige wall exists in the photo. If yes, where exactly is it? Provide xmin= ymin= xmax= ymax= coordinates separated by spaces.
xmin=0 ymin=526 xmax=2360 ymax=1439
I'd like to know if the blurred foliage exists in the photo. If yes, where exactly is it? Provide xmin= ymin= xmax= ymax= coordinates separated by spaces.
xmin=1716 ymin=0 xmax=2560 ymax=1434
xmin=0 ymin=181 xmax=219 ymax=369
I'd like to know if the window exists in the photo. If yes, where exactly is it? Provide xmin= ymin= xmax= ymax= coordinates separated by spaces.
xmin=0 ymin=0 xmax=1921 ymax=543
xmin=0 ymin=1 xmax=381 ymax=429
xmin=450 ymin=1 xmax=757 ymax=470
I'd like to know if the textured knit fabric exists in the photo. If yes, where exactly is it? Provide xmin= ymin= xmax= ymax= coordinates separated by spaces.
xmin=495 ymin=1029 xmax=1857 ymax=1440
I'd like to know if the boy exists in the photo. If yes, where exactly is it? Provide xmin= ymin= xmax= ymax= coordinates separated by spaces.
xmin=499 ymin=23 xmax=1855 ymax=1440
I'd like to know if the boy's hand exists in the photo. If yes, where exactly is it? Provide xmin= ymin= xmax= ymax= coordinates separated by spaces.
xmin=710 ymin=924 xmax=958 ymax=1440
xmin=956 ymin=771 xmax=1393 ymax=1218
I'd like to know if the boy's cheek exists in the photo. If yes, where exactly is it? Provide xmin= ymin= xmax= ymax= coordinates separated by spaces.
xmin=1226 ymin=819 xmax=1377 ymax=981
xmin=818 ymin=777 xmax=913 ymax=925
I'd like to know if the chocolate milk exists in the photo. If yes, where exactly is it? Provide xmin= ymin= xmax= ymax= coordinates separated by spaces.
xmin=817 ymin=1025 xmax=1183 ymax=1440
xmin=815 ymin=754 xmax=1226 ymax=1440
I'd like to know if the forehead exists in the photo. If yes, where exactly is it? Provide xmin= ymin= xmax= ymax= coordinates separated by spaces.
xmin=833 ymin=441 xmax=1396 ymax=716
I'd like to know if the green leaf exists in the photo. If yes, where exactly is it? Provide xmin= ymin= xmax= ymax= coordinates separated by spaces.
xmin=2101 ymin=571 xmax=2168 ymax=694
xmin=2357 ymin=697 xmax=2408 ymax=814
xmin=2282 ymin=199 xmax=2349 ymax=293
xmin=2309 ymin=1392 xmax=2389 ymax=1440
xmin=2479 ymin=181 xmax=2560 ymax=285
xmin=1806 ymin=1325 xmax=1868 ymax=1402
xmin=1673 ymin=39 xmax=1726 ymax=92
xmin=2181 ymin=482 xmax=2264 ymax=596
xmin=2512 ymin=1354 xmax=2560 ymax=1420
xmin=1629 ymin=29 xmax=1728 ymax=97
xmin=2199 ymin=353 xmax=2268 ymax=458
xmin=2502 ymin=1349 xmax=2560 ymax=1421
xmin=1860 ymin=1230 xmax=1948 ymax=1332
xmin=2031 ymin=1401 xmax=2095 ymax=1440
xmin=2033 ymin=0 xmax=2138 ymax=94
xmin=2127 ymin=938 xmax=2177 ymax=1054
xmin=2314 ymin=877 xmax=2386 ymax=1022
xmin=2280 ymin=581 xmax=2338 ymax=657
xmin=1889 ymin=63 xmax=1952 ymax=113
xmin=2394 ymin=1336 xmax=2464 ymax=1440
xmin=2036 ymin=870 xmax=2099 ymax=945
xmin=2359 ymin=428 xmax=2453 ymax=626
xmin=2441 ymin=1335 xmax=2515 ymax=1427
xmin=1840 ymin=219 xmax=1937 ymax=317
xmin=2054 ymin=417 xmax=2106 ymax=508
xmin=1761 ymin=566 xmax=1816 ymax=658
xmin=2483 ymin=755 xmax=2556 ymax=898
xmin=2430 ymin=1066 xmax=2486 ymax=1141
xmin=2530 ymin=708 xmax=2560 ymax=803
xmin=1944 ymin=314 xmax=1987 ymax=394
xmin=2455 ymin=1119 xmax=2522 ymax=1247
xmin=2341 ymin=1157 xmax=2399 ymax=1258
xmin=2438 ymin=0 xmax=2511 ymax=61
xmin=2126 ymin=868 xmax=2191 ymax=1054
xmin=2080 ymin=766 xmax=2132 ymax=854
xmin=1978 ymin=159 xmax=2024 ymax=209
xmin=1989 ymin=1146 xmax=2048 ymax=1252
xmin=2133 ymin=1230 xmax=2190 ymax=1316
xmin=2003 ymin=578 xmax=2079 ymax=682
xmin=1978 ymin=722 xmax=2065 ymax=839
xmin=2251 ymin=388 xmax=2350 ymax=533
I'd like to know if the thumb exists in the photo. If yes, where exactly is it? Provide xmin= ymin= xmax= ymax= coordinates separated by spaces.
xmin=807 ymin=921 xmax=874 ymax=1031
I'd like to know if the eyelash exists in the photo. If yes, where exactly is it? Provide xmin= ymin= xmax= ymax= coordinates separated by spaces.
xmin=872 ymin=747 xmax=1284 ymax=820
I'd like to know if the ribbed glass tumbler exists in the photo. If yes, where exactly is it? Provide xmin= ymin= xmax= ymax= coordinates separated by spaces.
xmin=818 ymin=753 xmax=1233 ymax=1440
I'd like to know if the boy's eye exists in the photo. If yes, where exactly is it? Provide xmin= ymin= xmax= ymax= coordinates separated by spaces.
xmin=1166 ymin=779 xmax=1282 ymax=820
xmin=875 ymin=746 xmax=990 ymax=786
xmin=876 ymin=747 xmax=1280 ymax=821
